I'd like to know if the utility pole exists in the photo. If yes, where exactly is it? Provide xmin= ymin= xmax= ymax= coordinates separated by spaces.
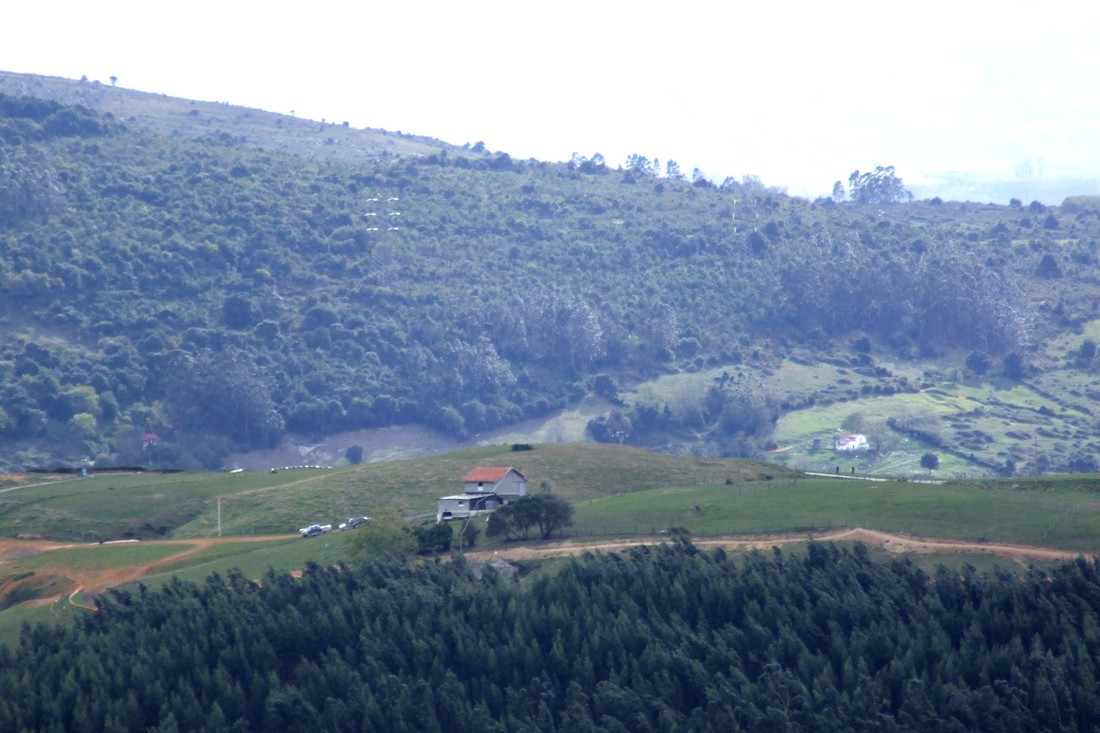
xmin=218 ymin=496 xmax=222 ymax=538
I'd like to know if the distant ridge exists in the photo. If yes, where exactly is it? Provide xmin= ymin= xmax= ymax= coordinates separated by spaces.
xmin=0 ymin=69 xmax=467 ymax=163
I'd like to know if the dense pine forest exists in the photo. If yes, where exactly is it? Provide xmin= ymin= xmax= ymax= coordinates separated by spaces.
xmin=3 ymin=74 xmax=1100 ymax=471
xmin=3 ymin=543 xmax=1100 ymax=731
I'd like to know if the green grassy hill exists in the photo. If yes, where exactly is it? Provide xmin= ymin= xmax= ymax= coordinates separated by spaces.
xmin=4 ymin=442 xmax=1100 ymax=644
xmin=0 ymin=443 xmax=788 ymax=542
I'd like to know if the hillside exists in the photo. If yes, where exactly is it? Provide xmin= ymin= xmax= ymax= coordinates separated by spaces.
xmin=8 ymin=544 xmax=1100 ymax=731
xmin=0 ymin=70 xmax=456 ymax=163
xmin=3 ymin=70 xmax=1100 ymax=474
xmin=2 ymin=442 xmax=1100 ymax=726
xmin=0 ymin=443 xmax=788 ymax=542
xmin=4 ymin=441 xmax=1100 ymax=641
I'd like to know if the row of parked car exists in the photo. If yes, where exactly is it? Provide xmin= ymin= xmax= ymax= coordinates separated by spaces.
xmin=299 ymin=516 xmax=371 ymax=537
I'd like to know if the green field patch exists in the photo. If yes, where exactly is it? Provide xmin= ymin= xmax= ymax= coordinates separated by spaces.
xmin=772 ymin=374 xmax=1095 ymax=476
xmin=623 ymin=365 xmax=733 ymax=420
xmin=1041 ymin=318 xmax=1100 ymax=362
xmin=1 ymin=542 xmax=191 ymax=577
xmin=138 ymin=535 xmax=358 ymax=588
xmin=0 ymin=595 xmax=91 ymax=645
xmin=573 ymin=478 xmax=1100 ymax=553
xmin=150 ymin=539 xmax=295 ymax=574
xmin=0 ymin=470 xmax=342 ymax=541
xmin=176 ymin=444 xmax=788 ymax=537
xmin=6 ymin=446 xmax=1100 ymax=642
xmin=0 ymin=446 xmax=787 ymax=542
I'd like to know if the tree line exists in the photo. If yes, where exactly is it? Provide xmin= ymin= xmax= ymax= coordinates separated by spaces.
xmin=3 ymin=543 xmax=1100 ymax=731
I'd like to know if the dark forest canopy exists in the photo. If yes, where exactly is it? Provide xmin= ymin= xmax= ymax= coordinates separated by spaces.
xmin=1 ymin=89 xmax=1097 ymax=471
xmin=3 ymin=544 xmax=1100 ymax=731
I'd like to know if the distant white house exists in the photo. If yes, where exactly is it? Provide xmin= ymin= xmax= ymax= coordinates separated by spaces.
xmin=436 ymin=466 xmax=528 ymax=522
xmin=835 ymin=433 xmax=869 ymax=452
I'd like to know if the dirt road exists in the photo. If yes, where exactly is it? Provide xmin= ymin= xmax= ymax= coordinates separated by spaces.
xmin=0 ymin=535 xmax=297 ymax=606
xmin=467 ymin=528 xmax=1090 ymax=564
xmin=1 ymin=529 xmax=1090 ymax=611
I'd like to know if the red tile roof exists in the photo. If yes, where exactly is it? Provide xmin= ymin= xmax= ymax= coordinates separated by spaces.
xmin=463 ymin=466 xmax=515 ymax=483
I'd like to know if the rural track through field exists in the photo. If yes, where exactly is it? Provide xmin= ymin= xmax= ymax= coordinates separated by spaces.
xmin=2 ymin=529 xmax=1091 ymax=610
xmin=0 ymin=535 xmax=298 ymax=606
xmin=468 ymin=528 xmax=1090 ymax=565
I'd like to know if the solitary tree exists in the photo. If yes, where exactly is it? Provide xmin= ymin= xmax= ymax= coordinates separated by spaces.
xmin=486 ymin=494 xmax=574 ymax=540
xmin=965 ymin=350 xmax=991 ymax=376
xmin=345 ymin=444 xmax=364 ymax=465
xmin=841 ymin=411 xmax=865 ymax=433
xmin=832 ymin=180 xmax=846 ymax=201
xmin=1002 ymin=352 xmax=1026 ymax=380
xmin=920 ymin=452 xmax=940 ymax=474
xmin=847 ymin=166 xmax=913 ymax=204
xmin=528 ymin=494 xmax=574 ymax=539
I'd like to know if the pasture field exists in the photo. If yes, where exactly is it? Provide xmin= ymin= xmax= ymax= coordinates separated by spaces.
xmin=572 ymin=477 xmax=1100 ymax=553
xmin=0 ymin=444 xmax=786 ymax=543
xmin=2 ymin=443 xmax=1100 ymax=645
xmin=767 ymin=364 xmax=1100 ymax=477
xmin=140 ymin=535 xmax=355 ymax=586
xmin=4 ymin=542 xmax=191 ymax=577
xmin=619 ymin=333 xmax=1100 ymax=479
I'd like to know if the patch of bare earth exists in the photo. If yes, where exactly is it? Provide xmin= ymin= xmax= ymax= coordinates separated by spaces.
xmin=0 ymin=540 xmax=65 ymax=561
xmin=0 ymin=536 xmax=296 ymax=606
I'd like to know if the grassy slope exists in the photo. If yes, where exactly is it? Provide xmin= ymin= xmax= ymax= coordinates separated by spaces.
xmin=575 ymin=477 xmax=1100 ymax=552
xmin=621 ymin=323 xmax=1100 ymax=478
xmin=0 ymin=444 xmax=785 ymax=639
xmin=4 ymin=442 xmax=1100 ymax=644
xmin=0 ymin=70 xmax=456 ymax=162
xmin=0 ymin=444 xmax=788 ymax=542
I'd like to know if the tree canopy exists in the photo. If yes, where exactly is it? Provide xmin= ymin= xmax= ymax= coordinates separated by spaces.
xmin=3 ymin=545 xmax=1100 ymax=731
xmin=847 ymin=165 xmax=914 ymax=204
xmin=0 ymin=87 xmax=1093 ymax=471
xmin=487 ymin=493 xmax=574 ymax=540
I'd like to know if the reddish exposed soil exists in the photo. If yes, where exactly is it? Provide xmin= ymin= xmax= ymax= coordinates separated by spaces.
xmin=0 ymin=536 xmax=296 ymax=607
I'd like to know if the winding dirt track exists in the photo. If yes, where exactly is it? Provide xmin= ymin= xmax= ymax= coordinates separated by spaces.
xmin=0 ymin=535 xmax=297 ymax=608
xmin=466 ymin=528 xmax=1091 ymax=564
xmin=1 ymin=529 xmax=1091 ymax=611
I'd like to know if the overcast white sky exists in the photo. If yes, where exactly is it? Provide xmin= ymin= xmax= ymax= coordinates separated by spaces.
xmin=4 ymin=1 xmax=1098 ymax=199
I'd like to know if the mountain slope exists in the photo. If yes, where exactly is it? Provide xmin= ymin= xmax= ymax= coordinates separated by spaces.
xmin=0 ymin=70 xmax=456 ymax=162
xmin=2 ymin=70 xmax=1100 ymax=472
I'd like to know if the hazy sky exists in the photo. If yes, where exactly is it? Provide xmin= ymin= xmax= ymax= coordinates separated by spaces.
xmin=4 ymin=1 xmax=1098 ymax=199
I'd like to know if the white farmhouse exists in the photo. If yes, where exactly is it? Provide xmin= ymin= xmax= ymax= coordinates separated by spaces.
xmin=834 ymin=433 xmax=869 ymax=452
xmin=436 ymin=466 xmax=528 ymax=522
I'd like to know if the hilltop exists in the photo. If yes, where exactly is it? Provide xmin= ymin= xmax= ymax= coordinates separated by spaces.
xmin=3 ymin=70 xmax=1100 ymax=476
xmin=0 ymin=70 xmax=459 ymax=162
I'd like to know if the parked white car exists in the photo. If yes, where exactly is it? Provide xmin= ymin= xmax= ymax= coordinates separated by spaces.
xmin=339 ymin=516 xmax=372 ymax=530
